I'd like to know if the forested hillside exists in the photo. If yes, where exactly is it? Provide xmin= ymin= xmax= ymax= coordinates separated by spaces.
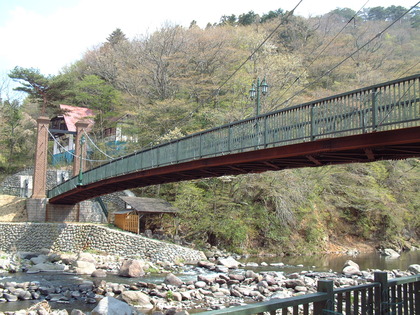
xmin=1 ymin=5 xmax=419 ymax=254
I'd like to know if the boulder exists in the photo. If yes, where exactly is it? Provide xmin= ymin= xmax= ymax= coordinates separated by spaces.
xmin=194 ymin=281 xmax=207 ymax=288
xmin=171 ymin=292 xmax=183 ymax=302
xmin=217 ymin=256 xmax=240 ymax=269
xmin=59 ymin=253 xmax=77 ymax=265
xmin=164 ymin=273 xmax=183 ymax=287
xmin=77 ymin=252 xmax=96 ymax=264
xmin=408 ymin=264 xmax=420 ymax=274
xmin=342 ymin=265 xmax=362 ymax=276
xmin=27 ymin=262 xmax=66 ymax=273
xmin=285 ymin=279 xmax=305 ymax=289
xmin=91 ymin=269 xmax=107 ymax=278
xmin=74 ymin=261 xmax=96 ymax=275
xmin=121 ymin=291 xmax=153 ymax=309
xmin=245 ymin=270 xmax=258 ymax=279
xmin=92 ymin=296 xmax=132 ymax=315
xmin=4 ymin=293 xmax=18 ymax=302
xmin=342 ymin=260 xmax=362 ymax=276
xmin=382 ymin=249 xmax=400 ymax=258
xmin=269 ymin=290 xmax=293 ymax=300
xmin=197 ymin=260 xmax=216 ymax=269
xmin=0 ymin=258 xmax=10 ymax=269
xmin=118 ymin=259 xmax=145 ymax=278
xmin=30 ymin=255 xmax=48 ymax=265
xmin=229 ymin=274 xmax=245 ymax=282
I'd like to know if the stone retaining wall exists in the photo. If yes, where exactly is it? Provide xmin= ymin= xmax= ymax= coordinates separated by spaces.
xmin=0 ymin=222 xmax=206 ymax=264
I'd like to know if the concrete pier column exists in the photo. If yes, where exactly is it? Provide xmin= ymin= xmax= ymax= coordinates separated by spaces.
xmin=73 ymin=121 xmax=90 ymax=178
xmin=32 ymin=116 xmax=50 ymax=199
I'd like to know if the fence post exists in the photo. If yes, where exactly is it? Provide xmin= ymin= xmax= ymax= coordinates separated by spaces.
xmin=372 ymin=88 xmax=378 ymax=131
xmin=314 ymin=280 xmax=334 ymax=315
xmin=310 ymin=104 xmax=316 ymax=141
xmin=415 ymin=280 xmax=420 ymax=314
xmin=374 ymin=271 xmax=388 ymax=315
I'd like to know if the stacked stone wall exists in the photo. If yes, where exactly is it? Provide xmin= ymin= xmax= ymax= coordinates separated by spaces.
xmin=0 ymin=168 xmax=71 ymax=196
xmin=0 ymin=222 xmax=205 ymax=264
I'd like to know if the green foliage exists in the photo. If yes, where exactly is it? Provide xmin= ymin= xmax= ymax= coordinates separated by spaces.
xmin=8 ymin=66 xmax=72 ymax=115
xmin=5 ymin=6 xmax=420 ymax=254
xmin=0 ymin=99 xmax=35 ymax=169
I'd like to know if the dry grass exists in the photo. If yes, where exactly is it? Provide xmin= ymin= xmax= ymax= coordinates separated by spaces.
xmin=0 ymin=195 xmax=27 ymax=222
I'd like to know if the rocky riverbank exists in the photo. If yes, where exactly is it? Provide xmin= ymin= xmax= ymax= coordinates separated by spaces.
xmin=0 ymin=250 xmax=419 ymax=315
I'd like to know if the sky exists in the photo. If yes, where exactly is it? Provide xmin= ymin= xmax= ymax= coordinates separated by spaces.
xmin=0 ymin=0 xmax=417 ymax=83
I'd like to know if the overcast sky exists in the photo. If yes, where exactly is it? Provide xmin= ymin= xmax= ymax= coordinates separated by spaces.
xmin=0 ymin=0 xmax=417 ymax=79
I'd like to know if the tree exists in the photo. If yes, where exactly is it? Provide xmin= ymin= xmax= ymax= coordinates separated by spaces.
xmin=238 ymin=11 xmax=258 ymax=25
xmin=8 ymin=67 xmax=71 ymax=115
xmin=106 ymin=28 xmax=127 ymax=46
xmin=329 ymin=8 xmax=357 ymax=22
xmin=72 ymin=74 xmax=121 ymax=135
xmin=366 ymin=7 xmax=387 ymax=20
xmin=220 ymin=14 xmax=237 ymax=25
xmin=0 ymin=99 xmax=35 ymax=167
xmin=260 ymin=9 xmax=284 ymax=23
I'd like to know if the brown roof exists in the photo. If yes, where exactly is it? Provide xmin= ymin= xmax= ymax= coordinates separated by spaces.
xmin=119 ymin=197 xmax=178 ymax=214
xmin=60 ymin=104 xmax=95 ymax=132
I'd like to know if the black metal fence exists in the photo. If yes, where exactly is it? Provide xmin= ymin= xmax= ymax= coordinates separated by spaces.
xmin=200 ymin=272 xmax=420 ymax=315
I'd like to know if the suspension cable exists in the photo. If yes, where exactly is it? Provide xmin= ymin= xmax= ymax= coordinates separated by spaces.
xmin=82 ymin=130 xmax=115 ymax=160
xmin=47 ymin=129 xmax=112 ymax=163
xmin=276 ymin=0 xmax=370 ymax=102
xmin=273 ymin=1 xmax=420 ymax=111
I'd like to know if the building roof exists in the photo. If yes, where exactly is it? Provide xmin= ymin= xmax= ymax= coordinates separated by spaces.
xmin=118 ymin=197 xmax=178 ymax=214
xmin=59 ymin=104 xmax=95 ymax=132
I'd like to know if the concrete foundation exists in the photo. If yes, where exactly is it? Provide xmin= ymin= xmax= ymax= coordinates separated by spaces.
xmin=26 ymin=198 xmax=47 ymax=222
xmin=26 ymin=199 xmax=106 ymax=223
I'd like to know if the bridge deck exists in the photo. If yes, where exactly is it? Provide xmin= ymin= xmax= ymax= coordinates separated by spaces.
xmin=48 ymin=74 xmax=420 ymax=204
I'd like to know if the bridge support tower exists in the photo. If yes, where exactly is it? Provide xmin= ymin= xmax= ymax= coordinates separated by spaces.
xmin=27 ymin=117 xmax=50 ymax=221
xmin=26 ymin=118 xmax=99 ymax=222
xmin=72 ymin=121 xmax=90 ymax=178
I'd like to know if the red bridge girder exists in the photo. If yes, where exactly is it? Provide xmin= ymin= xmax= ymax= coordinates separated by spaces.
xmin=49 ymin=126 xmax=420 ymax=205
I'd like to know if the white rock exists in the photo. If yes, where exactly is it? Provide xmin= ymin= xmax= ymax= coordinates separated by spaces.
xmin=92 ymin=296 xmax=132 ymax=315
xmin=194 ymin=281 xmax=207 ymax=288
xmin=121 ymin=291 xmax=153 ymax=309
xmin=30 ymin=255 xmax=48 ymax=265
xmin=343 ymin=265 xmax=362 ymax=276
xmin=408 ymin=264 xmax=420 ymax=274
xmin=382 ymin=249 xmax=400 ymax=258
xmin=74 ymin=261 xmax=96 ymax=275
xmin=27 ymin=262 xmax=66 ymax=272
xmin=217 ymin=256 xmax=240 ymax=269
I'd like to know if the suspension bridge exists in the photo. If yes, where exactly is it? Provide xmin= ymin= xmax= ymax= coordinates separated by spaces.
xmin=44 ymin=74 xmax=420 ymax=205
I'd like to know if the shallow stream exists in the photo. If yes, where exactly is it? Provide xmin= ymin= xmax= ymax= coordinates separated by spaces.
xmin=0 ymin=250 xmax=418 ymax=313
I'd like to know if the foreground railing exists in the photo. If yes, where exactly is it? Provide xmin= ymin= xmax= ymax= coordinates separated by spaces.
xmin=200 ymin=272 xmax=419 ymax=315
xmin=48 ymin=74 xmax=420 ymax=199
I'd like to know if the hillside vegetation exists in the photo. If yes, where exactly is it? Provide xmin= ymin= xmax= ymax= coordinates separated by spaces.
xmin=1 ymin=5 xmax=419 ymax=254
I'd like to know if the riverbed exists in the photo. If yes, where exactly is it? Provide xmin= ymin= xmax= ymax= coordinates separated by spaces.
xmin=0 ymin=250 xmax=418 ymax=313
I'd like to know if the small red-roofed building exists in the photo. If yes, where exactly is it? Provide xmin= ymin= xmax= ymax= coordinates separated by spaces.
xmin=49 ymin=104 xmax=95 ymax=165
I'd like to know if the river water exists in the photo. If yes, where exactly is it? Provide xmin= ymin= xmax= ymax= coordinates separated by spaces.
xmin=0 ymin=250 xmax=418 ymax=313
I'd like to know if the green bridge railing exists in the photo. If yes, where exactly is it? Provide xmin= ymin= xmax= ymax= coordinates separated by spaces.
xmin=48 ymin=74 xmax=420 ymax=199
xmin=199 ymin=272 xmax=420 ymax=315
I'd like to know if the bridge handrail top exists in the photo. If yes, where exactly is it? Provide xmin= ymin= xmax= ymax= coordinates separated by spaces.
xmin=118 ymin=73 xmax=420 ymax=158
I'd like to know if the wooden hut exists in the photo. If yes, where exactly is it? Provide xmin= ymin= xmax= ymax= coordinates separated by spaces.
xmin=114 ymin=197 xmax=178 ymax=234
